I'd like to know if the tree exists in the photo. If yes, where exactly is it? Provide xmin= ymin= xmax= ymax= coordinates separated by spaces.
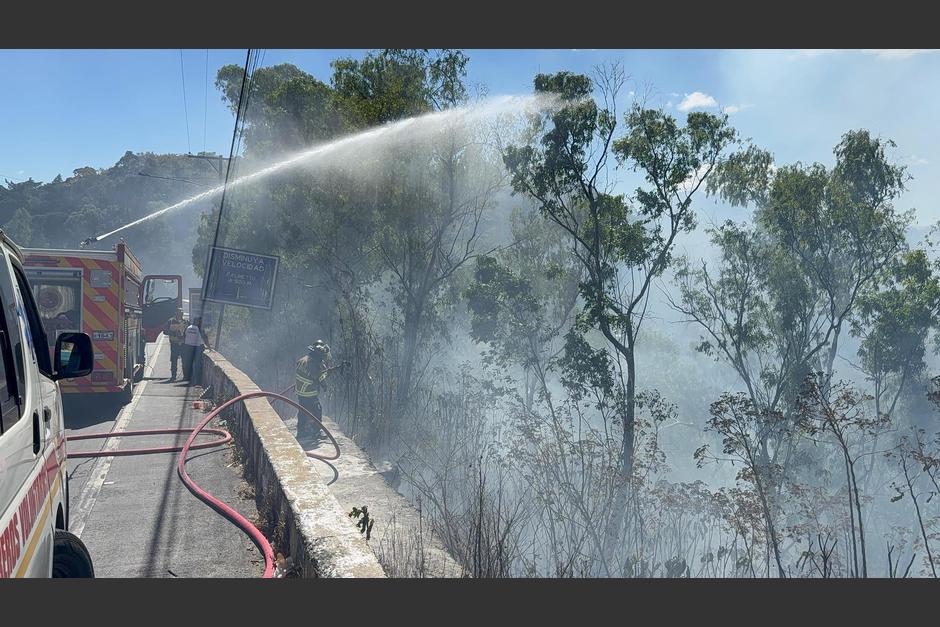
xmin=332 ymin=49 xmax=469 ymax=124
xmin=706 ymin=131 xmax=909 ymax=393
xmin=696 ymin=393 xmax=789 ymax=577
xmin=466 ymin=206 xmax=581 ymax=410
xmin=852 ymin=249 xmax=940 ymax=422
xmin=674 ymin=220 xmax=824 ymax=477
xmin=502 ymin=66 xmax=736 ymax=480
xmin=677 ymin=131 xmax=911 ymax=484
xmin=216 ymin=63 xmax=349 ymax=156
xmin=795 ymin=374 xmax=889 ymax=577
xmin=334 ymin=49 xmax=499 ymax=416
xmin=71 ymin=166 xmax=97 ymax=178
xmin=887 ymin=376 xmax=940 ymax=578
xmin=891 ymin=425 xmax=940 ymax=578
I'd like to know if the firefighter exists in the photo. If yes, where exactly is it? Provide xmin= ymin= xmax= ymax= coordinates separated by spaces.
xmin=182 ymin=317 xmax=210 ymax=385
xmin=294 ymin=340 xmax=333 ymax=441
xmin=163 ymin=307 xmax=187 ymax=381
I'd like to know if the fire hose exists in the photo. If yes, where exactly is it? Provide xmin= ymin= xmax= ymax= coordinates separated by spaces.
xmin=65 ymin=388 xmax=340 ymax=578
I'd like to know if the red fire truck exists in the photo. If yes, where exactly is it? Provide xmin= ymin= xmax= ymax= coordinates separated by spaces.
xmin=22 ymin=244 xmax=181 ymax=403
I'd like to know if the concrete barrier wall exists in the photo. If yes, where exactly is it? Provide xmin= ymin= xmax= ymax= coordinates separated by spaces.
xmin=201 ymin=349 xmax=386 ymax=578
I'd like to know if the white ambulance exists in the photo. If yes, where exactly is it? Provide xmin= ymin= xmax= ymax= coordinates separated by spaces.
xmin=0 ymin=230 xmax=95 ymax=577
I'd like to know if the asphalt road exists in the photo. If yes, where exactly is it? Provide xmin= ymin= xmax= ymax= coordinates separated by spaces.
xmin=64 ymin=336 xmax=262 ymax=578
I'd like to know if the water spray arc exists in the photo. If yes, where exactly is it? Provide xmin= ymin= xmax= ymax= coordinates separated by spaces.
xmin=79 ymin=94 xmax=559 ymax=248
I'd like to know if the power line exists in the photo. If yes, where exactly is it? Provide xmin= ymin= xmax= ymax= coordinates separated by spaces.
xmin=137 ymin=171 xmax=212 ymax=188
xmin=179 ymin=49 xmax=192 ymax=154
xmin=202 ymin=48 xmax=255 ymax=350
xmin=203 ymin=49 xmax=209 ymax=154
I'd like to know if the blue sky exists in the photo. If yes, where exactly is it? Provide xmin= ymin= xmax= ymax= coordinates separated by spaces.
xmin=2 ymin=49 xmax=938 ymax=225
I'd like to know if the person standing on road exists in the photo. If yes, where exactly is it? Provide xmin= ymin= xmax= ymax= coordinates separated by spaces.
xmin=163 ymin=308 xmax=187 ymax=381
xmin=182 ymin=317 xmax=210 ymax=385
xmin=294 ymin=340 xmax=333 ymax=441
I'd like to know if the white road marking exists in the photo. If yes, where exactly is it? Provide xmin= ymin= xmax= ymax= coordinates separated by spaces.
xmin=69 ymin=335 xmax=166 ymax=537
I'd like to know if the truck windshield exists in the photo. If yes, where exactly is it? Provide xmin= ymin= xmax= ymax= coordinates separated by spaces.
xmin=144 ymin=278 xmax=179 ymax=303
xmin=25 ymin=268 xmax=82 ymax=349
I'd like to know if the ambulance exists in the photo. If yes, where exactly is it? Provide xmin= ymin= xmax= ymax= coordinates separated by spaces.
xmin=21 ymin=243 xmax=181 ymax=404
xmin=0 ymin=229 xmax=96 ymax=577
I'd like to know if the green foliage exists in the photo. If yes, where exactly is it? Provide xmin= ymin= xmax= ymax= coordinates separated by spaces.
xmin=466 ymin=255 xmax=540 ymax=354
xmin=331 ymin=49 xmax=469 ymax=126
xmin=684 ymin=129 xmax=911 ymax=422
xmin=216 ymin=63 xmax=350 ymax=155
xmin=706 ymin=144 xmax=774 ymax=207
xmin=348 ymin=506 xmax=375 ymax=540
xmin=853 ymin=249 xmax=940 ymax=384
xmin=465 ymin=207 xmax=581 ymax=377
xmin=558 ymin=329 xmax=616 ymax=404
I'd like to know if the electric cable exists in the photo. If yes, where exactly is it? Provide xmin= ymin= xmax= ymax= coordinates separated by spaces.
xmin=179 ymin=49 xmax=192 ymax=154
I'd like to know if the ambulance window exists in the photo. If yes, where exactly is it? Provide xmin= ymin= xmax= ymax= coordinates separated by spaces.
xmin=11 ymin=264 xmax=52 ymax=377
xmin=0 ymin=294 xmax=21 ymax=435
xmin=0 ymin=276 xmax=26 ymax=407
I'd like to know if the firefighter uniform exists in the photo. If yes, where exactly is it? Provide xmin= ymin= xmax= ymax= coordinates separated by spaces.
xmin=164 ymin=309 xmax=187 ymax=381
xmin=295 ymin=342 xmax=331 ymax=440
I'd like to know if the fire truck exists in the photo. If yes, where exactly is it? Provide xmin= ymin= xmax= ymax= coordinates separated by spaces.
xmin=21 ymin=243 xmax=181 ymax=404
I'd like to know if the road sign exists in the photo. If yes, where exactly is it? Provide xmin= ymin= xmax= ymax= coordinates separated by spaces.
xmin=203 ymin=246 xmax=279 ymax=310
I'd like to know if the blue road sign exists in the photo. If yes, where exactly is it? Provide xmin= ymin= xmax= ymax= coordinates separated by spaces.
xmin=204 ymin=246 xmax=279 ymax=310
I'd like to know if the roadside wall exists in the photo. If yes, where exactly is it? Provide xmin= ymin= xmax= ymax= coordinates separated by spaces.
xmin=201 ymin=349 xmax=386 ymax=578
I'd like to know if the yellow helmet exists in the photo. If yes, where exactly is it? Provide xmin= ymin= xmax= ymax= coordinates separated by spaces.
xmin=307 ymin=340 xmax=330 ymax=355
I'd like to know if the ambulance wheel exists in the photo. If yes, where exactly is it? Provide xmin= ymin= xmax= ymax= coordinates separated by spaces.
xmin=52 ymin=530 xmax=95 ymax=578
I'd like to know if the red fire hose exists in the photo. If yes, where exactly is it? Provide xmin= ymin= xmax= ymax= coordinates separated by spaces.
xmin=65 ymin=388 xmax=340 ymax=578
xmin=65 ymin=428 xmax=232 ymax=458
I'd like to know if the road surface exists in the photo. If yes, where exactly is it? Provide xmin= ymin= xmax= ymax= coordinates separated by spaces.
xmin=64 ymin=336 xmax=262 ymax=578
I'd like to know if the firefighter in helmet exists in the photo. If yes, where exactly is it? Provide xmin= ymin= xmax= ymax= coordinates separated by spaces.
xmin=295 ymin=340 xmax=333 ymax=441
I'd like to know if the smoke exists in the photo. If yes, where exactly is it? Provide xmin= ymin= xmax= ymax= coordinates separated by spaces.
xmin=167 ymin=80 xmax=938 ymax=577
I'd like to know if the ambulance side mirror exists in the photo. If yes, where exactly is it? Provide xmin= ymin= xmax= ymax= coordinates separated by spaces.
xmin=53 ymin=332 xmax=94 ymax=381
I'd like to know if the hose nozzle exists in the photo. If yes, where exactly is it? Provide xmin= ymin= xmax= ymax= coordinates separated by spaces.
xmin=80 ymin=236 xmax=97 ymax=249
